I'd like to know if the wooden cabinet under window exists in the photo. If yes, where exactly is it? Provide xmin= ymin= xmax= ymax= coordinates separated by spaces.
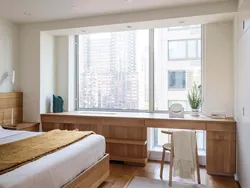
xmin=42 ymin=114 xmax=148 ymax=166
xmin=41 ymin=112 xmax=236 ymax=175
xmin=206 ymin=123 xmax=236 ymax=175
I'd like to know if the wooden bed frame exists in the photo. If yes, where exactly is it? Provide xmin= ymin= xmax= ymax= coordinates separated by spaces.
xmin=0 ymin=92 xmax=110 ymax=188
xmin=62 ymin=154 xmax=110 ymax=188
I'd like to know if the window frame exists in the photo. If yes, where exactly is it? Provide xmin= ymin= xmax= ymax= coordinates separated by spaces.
xmin=168 ymin=38 xmax=201 ymax=61
xmin=75 ymin=25 xmax=203 ymax=113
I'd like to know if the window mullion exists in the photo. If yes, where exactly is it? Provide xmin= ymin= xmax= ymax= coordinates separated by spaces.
xmin=75 ymin=35 xmax=79 ymax=110
xmin=149 ymin=29 xmax=154 ymax=112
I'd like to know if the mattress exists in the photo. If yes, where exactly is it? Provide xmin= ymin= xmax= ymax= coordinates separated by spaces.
xmin=0 ymin=128 xmax=106 ymax=188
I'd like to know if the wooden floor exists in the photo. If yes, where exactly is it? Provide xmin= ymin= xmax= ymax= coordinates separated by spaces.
xmin=99 ymin=161 xmax=238 ymax=188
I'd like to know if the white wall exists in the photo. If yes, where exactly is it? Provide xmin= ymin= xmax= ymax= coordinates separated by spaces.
xmin=40 ymin=32 xmax=55 ymax=114
xmin=203 ymin=21 xmax=234 ymax=117
xmin=55 ymin=36 xmax=69 ymax=111
xmin=54 ymin=36 xmax=76 ymax=112
xmin=0 ymin=20 xmax=19 ymax=92
xmin=235 ymin=10 xmax=250 ymax=188
xmin=68 ymin=36 xmax=76 ymax=112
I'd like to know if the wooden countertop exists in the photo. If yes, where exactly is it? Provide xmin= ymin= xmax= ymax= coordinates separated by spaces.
xmin=41 ymin=111 xmax=236 ymax=123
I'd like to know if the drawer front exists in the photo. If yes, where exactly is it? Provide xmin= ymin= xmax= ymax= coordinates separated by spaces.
xmin=102 ymin=118 xmax=145 ymax=127
xmin=102 ymin=126 xmax=147 ymax=140
xmin=41 ymin=115 xmax=102 ymax=125
xmin=206 ymin=123 xmax=236 ymax=132
xmin=145 ymin=119 xmax=206 ymax=130
xmin=207 ymin=131 xmax=236 ymax=140
xmin=106 ymin=143 xmax=147 ymax=158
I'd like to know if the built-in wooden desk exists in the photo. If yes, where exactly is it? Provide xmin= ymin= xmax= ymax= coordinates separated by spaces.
xmin=41 ymin=111 xmax=236 ymax=176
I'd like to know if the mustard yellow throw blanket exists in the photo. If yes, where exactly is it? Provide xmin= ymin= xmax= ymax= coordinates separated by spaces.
xmin=0 ymin=129 xmax=94 ymax=175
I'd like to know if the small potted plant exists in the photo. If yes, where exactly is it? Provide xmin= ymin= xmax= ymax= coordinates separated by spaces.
xmin=187 ymin=83 xmax=202 ymax=116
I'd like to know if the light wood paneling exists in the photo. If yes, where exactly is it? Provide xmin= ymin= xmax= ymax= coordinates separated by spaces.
xmin=145 ymin=119 xmax=206 ymax=130
xmin=41 ymin=112 xmax=236 ymax=174
xmin=2 ymin=123 xmax=40 ymax=132
xmin=41 ymin=114 xmax=148 ymax=166
xmin=106 ymin=138 xmax=147 ymax=146
xmin=0 ymin=92 xmax=23 ymax=108
xmin=207 ymin=131 xmax=236 ymax=140
xmin=207 ymin=131 xmax=236 ymax=175
xmin=106 ymin=143 xmax=147 ymax=158
xmin=41 ymin=115 xmax=102 ymax=125
xmin=102 ymin=117 xmax=145 ymax=127
xmin=206 ymin=122 xmax=236 ymax=132
xmin=102 ymin=126 xmax=146 ymax=140
xmin=0 ymin=92 xmax=23 ymax=125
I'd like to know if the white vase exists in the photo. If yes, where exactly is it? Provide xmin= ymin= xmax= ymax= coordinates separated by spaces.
xmin=191 ymin=109 xmax=199 ymax=117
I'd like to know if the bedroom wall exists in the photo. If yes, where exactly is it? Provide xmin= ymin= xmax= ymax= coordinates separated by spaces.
xmin=55 ymin=36 xmax=69 ymax=111
xmin=203 ymin=21 xmax=234 ymax=117
xmin=54 ymin=36 xmax=76 ymax=112
xmin=0 ymin=20 xmax=19 ymax=93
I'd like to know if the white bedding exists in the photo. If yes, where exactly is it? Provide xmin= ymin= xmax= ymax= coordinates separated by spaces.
xmin=0 ymin=128 xmax=106 ymax=188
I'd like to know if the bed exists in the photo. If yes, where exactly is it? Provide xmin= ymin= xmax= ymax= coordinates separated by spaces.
xmin=0 ymin=127 xmax=109 ymax=188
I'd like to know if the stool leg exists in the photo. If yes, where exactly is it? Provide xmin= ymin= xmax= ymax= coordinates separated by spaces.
xmin=160 ymin=148 xmax=166 ymax=179
xmin=196 ymin=145 xmax=201 ymax=184
xmin=169 ymin=149 xmax=173 ymax=186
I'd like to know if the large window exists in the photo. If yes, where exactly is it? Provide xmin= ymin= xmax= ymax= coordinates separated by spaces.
xmin=77 ymin=26 xmax=202 ymax=111
xmin=76 ymin=25 xmax=204 ymax=148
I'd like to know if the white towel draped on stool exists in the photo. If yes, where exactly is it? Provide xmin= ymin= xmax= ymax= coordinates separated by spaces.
xmin=173 ymin=131 xmax=197 ymax=180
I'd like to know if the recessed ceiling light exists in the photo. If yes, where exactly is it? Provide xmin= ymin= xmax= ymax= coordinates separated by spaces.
xmin=127 ymin=25 xmax=132 ymax=29
xmin=24 ymin=12 xmax=31 ymax=16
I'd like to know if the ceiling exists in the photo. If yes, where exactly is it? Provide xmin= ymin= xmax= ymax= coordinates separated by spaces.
xmin=46 ymin=13 xmax=235 ymax=36
xmin=0 ymin=0 xmax=230 ymax=23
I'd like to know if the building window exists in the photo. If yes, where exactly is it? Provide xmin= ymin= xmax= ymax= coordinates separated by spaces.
xmin=168 ymin=71 xmax=186 ymax=89
xmin=168 ymin=39 xmax=201 ymax=60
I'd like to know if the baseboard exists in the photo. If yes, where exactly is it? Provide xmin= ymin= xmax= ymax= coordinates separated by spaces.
xmin=234 ymin=173 xmax=239 ymax=181
xmin=236 ymin=181 xmax=241 ymax=188
xmin=234 ymin=173 xmax=241 ymax=188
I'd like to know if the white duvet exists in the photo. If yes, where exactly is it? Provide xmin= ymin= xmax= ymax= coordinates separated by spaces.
xmin=0 ymin=127 xmax=106 ymax=188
